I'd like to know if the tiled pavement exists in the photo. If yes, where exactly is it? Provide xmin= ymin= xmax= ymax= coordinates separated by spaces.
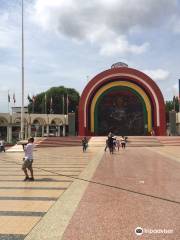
xmin=0 ymin=146 xmax=97 ymax=240
xmin=62 ymin=147 xmax=180 ymax=240
xmin=0 ymin=145 xmax=180 ymax=239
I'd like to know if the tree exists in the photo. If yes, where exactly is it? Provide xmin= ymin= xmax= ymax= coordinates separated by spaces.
xmin=165 ymin=97 xmax=179 ymax=112
xmin=27 ymin=86 xmax=80 ymax=114
xmin=165 ymin=97 xmax=179 ymax=122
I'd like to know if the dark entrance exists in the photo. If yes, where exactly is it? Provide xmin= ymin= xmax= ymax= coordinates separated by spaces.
xmin=94 ymin=88 xmax=147 ymax=136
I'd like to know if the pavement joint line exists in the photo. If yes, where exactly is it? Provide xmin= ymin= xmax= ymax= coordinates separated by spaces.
xmin=0 ymin=152 xmax=180 ymax=207
xmin=0 ymin=211 xmax=45 ymax=217
xmin=0 ymin=197 xmax=58 ymax=201
xmin=0 ymin=179 xmax=73 ymax=182
xmin=24 ymin=148 xmax=105 ymax=240
xmin=0 ymin=234 xmax=25 ymax=240
xmin=0 ymin=187 xmax=67 ymax=190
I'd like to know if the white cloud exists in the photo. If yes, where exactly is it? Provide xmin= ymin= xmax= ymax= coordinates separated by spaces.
xmin=143 ymin=69 xmax=170 ymax=81
xmin=32 ymin=0 xmax=178 ymax=56
xmin=173 ymin=83 xmax=179 ymax=91
xmin=100 ymin=35 xmax=149 ymax=56
xmin=33 ymin=0 xmax=178 ymax=37
xmin=169 ymin=15 xmax=180 ymax=33
xmin=0 ymin=13 xmax=18 ymax=49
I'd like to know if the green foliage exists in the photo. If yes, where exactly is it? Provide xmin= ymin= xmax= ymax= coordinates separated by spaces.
xmin=27 ymin=86 xmax=80 ymax=114
xmin=165 ymin=97 xmax=179 ymax=113
xmin=165 ymin=97 xmax=179 ymax=122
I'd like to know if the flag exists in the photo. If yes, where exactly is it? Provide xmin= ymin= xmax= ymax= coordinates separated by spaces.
xmin=32 ymin=95 xmax=36 ymax=103
xmin=50 ymin=97 xmax=53 ymax=113
xmin=62 ymin=95 xmax=65 ymax=114
xmin=44 ymin=93 xmax=47 ymax=114
xmin=13 ymin=93 xmax=16 ymax=104
xmin=66 ymin=94 xmax=69 ymax=114
xmin=173 ymin=95 xmax=176 ymax=111
xmin=27 ymin=94 xmax=32 ymax=102
xmin=8 ymin=93 xmax=10 ymax=103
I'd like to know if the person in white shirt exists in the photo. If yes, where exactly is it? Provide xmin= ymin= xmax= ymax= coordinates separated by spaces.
xmin=120 ymin=136 xmax=126 ymax=149
xmin=22 ymin=137 xmax=34 ymax=181
xmin=0 ymin=140 xmax=5 ymax=152
xmin=116 ymin=139 xmax=120 ymax=151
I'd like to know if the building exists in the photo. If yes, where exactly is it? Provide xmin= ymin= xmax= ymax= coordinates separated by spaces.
xmin=78 ymin=63 xmax=166 ymax=136
xmin=0 ymin=113 xmax=69 ymax=143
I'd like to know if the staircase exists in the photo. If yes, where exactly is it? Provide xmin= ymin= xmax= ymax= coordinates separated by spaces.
xmin=88 ymin=136 xmax=163 ymax=147
xmin=35 ymin=136 xmax=90 ymax=148
xmin=156 ymin=136 xmax=180 ymax=146
xmin=30 ymin=136 xmax=180 ymax=148
xmin=125 ymin=136 xmax=162 ymax=147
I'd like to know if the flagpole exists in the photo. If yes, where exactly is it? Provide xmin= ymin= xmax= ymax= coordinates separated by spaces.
xmin=20 ymin=0 xmax=24 ymax=140
xmin=8 ymin=90 xmax=10 ymax=113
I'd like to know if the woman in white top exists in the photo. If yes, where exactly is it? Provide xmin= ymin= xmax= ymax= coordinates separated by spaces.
xmin=120 ymin=136 xmax=126 ymax=149
xmin=0 ymin=140 xmax=5 ymax=152
xmin=22 ymin=137 xmax=34 ymax=181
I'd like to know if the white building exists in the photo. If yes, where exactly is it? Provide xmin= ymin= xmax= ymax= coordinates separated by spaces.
xmin=0 ymin=112 xmax=68 ymax=143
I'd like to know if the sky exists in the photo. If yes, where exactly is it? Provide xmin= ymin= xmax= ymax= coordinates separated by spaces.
xmin=0 ymin=0 xmax=180 ymax=112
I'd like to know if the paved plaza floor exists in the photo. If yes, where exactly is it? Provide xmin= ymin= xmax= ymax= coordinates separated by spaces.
xmin=0 ymin=145 xmax=179 ymax=239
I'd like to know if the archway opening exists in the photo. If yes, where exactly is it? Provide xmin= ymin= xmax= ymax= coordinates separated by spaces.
xmin=94 ymin=88 xmax=148 ymax=136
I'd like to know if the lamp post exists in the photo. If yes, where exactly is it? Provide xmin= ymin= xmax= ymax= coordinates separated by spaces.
xmin=20 ymin=0 xmax=24 ymax=140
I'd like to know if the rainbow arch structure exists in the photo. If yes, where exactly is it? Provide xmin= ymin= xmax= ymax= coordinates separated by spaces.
xmin=78 ymin=67 xmax=166 ymax=136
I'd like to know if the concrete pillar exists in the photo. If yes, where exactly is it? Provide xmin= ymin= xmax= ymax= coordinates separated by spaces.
xmin=28 ymin=125 xmax=31 ymax=138
xmin=58 ymin=126 xmax=60 ymax=137
xmin=8 ymin=126 xmax=12 ymax=143
xmin=63 ymin=125 xmax=66 ymax=136
xmin=46 ymin=125 xmax=49 ymax=136
xmin=6 ymin=126 xmax=9 ymax=143
xmin=42 ymin=126 xmax=44 ymax=137
xmin=25 ymin=126 xmax=28 ymax=139
xmin=169 ymin=111 xmax=176 ymax=135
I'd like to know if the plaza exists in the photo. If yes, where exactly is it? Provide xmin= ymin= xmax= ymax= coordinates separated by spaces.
xmin=0 ymin=0 xmax=180 ymax=239
xmin=0 ymin=138 xmax=180 ymax=239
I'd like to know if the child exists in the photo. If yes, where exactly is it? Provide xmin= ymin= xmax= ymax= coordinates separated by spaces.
xmin=82 ymin=137 xmax=88 ymax=152
xmin=116 ymin=139 xmax=120 ymax=151
xmin=120 ymin=136 xmax=126 ymax=149
xmin=22 ymin=137 xmax=34 ymax=181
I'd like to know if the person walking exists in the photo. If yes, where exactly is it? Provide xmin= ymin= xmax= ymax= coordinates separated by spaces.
xmin=82 ymin=137 xmax=88 ymax=152
xmin=22 ymin=137 xmax=34 ymax=181
xmin=116 ymin=139 xmax=120 ymax=151
xmin=0 ymin=139 xmax=5 ymax=152
xmin=120 ymin=136 xmax=126 ymax=149
xmin=104 ymin=139 xmax=108 ymax=151
xmin=108 ymin=135 xmax=114 ymax=154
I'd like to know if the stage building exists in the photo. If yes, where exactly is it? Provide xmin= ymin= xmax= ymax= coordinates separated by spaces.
xmin=79 ymin=63 xmax=166 ymax=136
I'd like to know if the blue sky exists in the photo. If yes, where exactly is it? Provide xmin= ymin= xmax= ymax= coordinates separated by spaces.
xmin=0 ymin=0 xmax=180 ymax=112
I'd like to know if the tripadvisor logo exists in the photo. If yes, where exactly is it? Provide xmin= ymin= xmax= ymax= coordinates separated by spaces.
xmin=135 ymin=227 xmax=143 ymax=236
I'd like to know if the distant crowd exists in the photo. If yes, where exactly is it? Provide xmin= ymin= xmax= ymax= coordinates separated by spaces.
xmin=104 ymin=132 xmax=127 ymax=154
xmin=81 ymin=133 xmax=127 ymax=154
